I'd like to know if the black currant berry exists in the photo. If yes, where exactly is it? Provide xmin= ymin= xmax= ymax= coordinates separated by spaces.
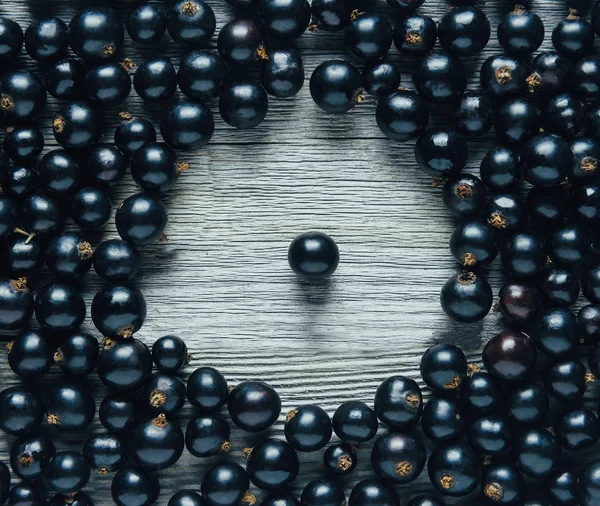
xmin=131 ymin=414 xmax=184 ymax=470
xmin=169 ymin=491 xmax=205 ymax=506
xmin=53 ymin=101 xmax=103 ymax=151
xmin=344 ymin=12 xmax=392 ymax=60
xmin=497 ymin=5 xmax=544 ymax=55
xmin=544 ymin=358 xmax=590 ymax=402
xmin=92 ymin=284 xmax=146 ymax=338
xmin=44 ymin=451 xmax=90 ymax=495
xmin=133 ymin=58 xmax=177 ymax=103
xmin=332 ymin=401 xmax=378 ymax=444
xmin=144 ymin=373 xmax=186 ymax=414
xmin=481 ymin=464 xmax=524 ymax=505
xmin=71 ymin=186 xmax=112 ymax=230
xmin=49 ymin=491 xmax=93 ymax=506
xmin=97 ymin=337 xmax=152 ymax=392
xmin=480 ymin=54 xmax=529 ymax=101
xmin=454 ymin=91 xmax=493 ymax=137
xmin=393 ymin=14 xmax=436 ymax=54
xmin=483 ymin=330 xmax=537 ymax=382
xmin=245 ymin=438 xmax=299 ymax=490
xmin=513 ymin=428 xmax=559 ymax=478
xmin=420 ymin=344 xmax=467 ymax=392
xmin=323 ymin=442 xmax=356 ymax=475
xmin=579 ymin=305 xmax=600 ymax=343
xmin=127 ymin=4 xmax=166 ymax=44
xmin=413 ymin=51 xmax=466 ymax=104
xmin=219 ymin=83 xmax=268 ymax=130
xmin=55 ymin=331 xmax=98 ymax=377
xmin=528 ymin=186 xmax=569 ymax=225
xmin=421 ymin=396 xmax=464 ymax=442
xmin=68 ymin=8 xmax=124 ymax=62
xmin=217 ymin=19 xmax=264 ymax=67
xmin=166 ymin=0 xmax=215 ymax=45
xmin=570 ymin=137 xmax=600 ymax=184
xmin=507 ymin=382 xmax=548 ymax=426
xmin=178 ymin=50 xmax=228 ymax=101
xmin=45 ymin=59 xmax=85 ymax=100
xmin=555 ymin=407 xmax=600 ymax=451
xmin=450 ymin=221 xmax=497 ymax=268
xmin=0 ymin=196 xmax=19 ymax=240
xmin=114 ymin=115 xmax=156 ymax=159
xmin=111 ymin=466 xmax=159 ymax=506
xmin=0 ymin=70 xmax=47 ymax=123
xmin=530 ymin=306 xmax=577 ymax=357
xmin=3 ymin=127 xmax=44 ymax=162
xmin=526 ymin=51 xmax=571 ymax=99
xmin=35 ymin=282 xmax=86 ymax=333
xmin=0 ymin=277 xmax=34 ymax=331
xmin=501 ymin=232 xmax=545 ymax=279
xmin=93 ymin=239 xmax=141 ymax=283
xmin=3 ymin=235 xmax=43 ymax=278
xmin=262 ymin=49 xmax=304 ymax=98
xmin=539 ymin=265 xmax=580 ymax=306
xmin=259 ymin=0 xmax=311 ymax=39
xmin=228 ymin=381 xmax=281 ymax=433
xmin=7 ymin=328 xmax=53 ymax=379
xmin=438 ymin=6 xmax=490 ymax=55
xmin=187 ymin=366 xmax=228 ymax=411
xmin=0 ymin=17 xmax=23 ymax=62
xmin=428 ymin=443 xmax=480 ymax=497
xmin=10 ymin=433 xmax=55 ymax=480
xmin=495 ymin=97 xmax=541 ymax=147
xmin=460 ymin=371 xmax=500 ymax=413
xmin=415 ymin=129 xmax=467 ymax=179
xmin=201 ymin=462 xmax=252 ymax=506
xmin=544 ymin=93 xmax=585 ymax=138
xmin=376 ymin=90 xmax=429 ymax=142
xmin=571 ymin=55 xmax=600 ymax=96
xmin=311 ymin=0 xmax=349 ymax=32
xmin=310 ymin=60 xmax=362 ymax=114
xmin=44 ymin=383 xmax=95 ymax=431
xmin=349 ymin=478 xmax=399 ymax=506
xmin=152 ymin=335 xmax=188 ymax=373
xmin=185 ymin=413 xmax=231 ymax=457
xmin=284 ymin=404 xmax=332 ymax=452
xmin=99 ymin=394 xmax=139 ymax=433
xmin=553 ymin=11 xmax=595 ymax=56
xmin=363 ymin=61 xmax=400 ymax=98
xmin=572 ymin=184 xmax=600 ymax=227
xmin=83 ymin=433 xmax=126 ymax=475
xmin=374 ymin=375 xmax=422 ymax=429
xmin=440 ymin=271 xmax=493 ymax=323
xmin=468 ymin=414 xmax=510 ymax=454
xmin=0 ymin=385 xmax=43 ymax=436
xmin=115 ymin=193 xmax=168 ymax=246
xmin=45 ymin=232 xmax=93 ymax=279
xmin=288 ymin=231 xmax=339 ymax=280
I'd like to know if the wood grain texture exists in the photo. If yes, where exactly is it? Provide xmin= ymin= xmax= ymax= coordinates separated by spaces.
xmin=0 ymin=0 xmax=597 ymax=504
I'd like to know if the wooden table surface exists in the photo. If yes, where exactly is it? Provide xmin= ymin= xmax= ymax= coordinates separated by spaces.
xmin=0 ymin=0 xmax=595 ymax=504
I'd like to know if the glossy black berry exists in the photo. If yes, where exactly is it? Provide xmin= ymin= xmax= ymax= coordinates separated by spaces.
xmin=406 ymin=495 xmax=444 ymax=506
xmin=0 ymin=196 xmax=18 ymax=240
xmin=127 ymin=4 xmax=166 ymax=44
xmin=45 ymin=59 xmax=85 ymax=100
xmin=514 ymin=428 xmax=559 ymax=478
xmin=8 ymin=482 xmax=45 ymax=506
xmin=495 ymin=97 xmax=541 ymax=147
xmin=84 ymin=62 xmax=131 ymax=107
xmin=422 ymin=396 xmax=464 ymax=442
xmin=323 ymin=442 xmax=356 ymax=475
xmin=520 ymin=133 xmax=572 ymax=186
xmin=45 ymin=232 xmax=93 ymax=279
xmin=185 ymin=367 xmax=227 ymax=412
xmin=415 ymin=129 xmax=467 ymax=178
xmin=344 ymin=12 xmax=392 ymax=60
xmin=0 ymin=70 xmax=47 ymax=123
xmin=420 ymin=344 xmax=467 ymax=392
xmin=449 ymin=221 xmax=497 ymax=268
xmin=259 ymin=0 xmax=310 ymax=39
xmin=111 ymin=466 xmax=159 ymax=506
xmin=201 ymin=462 xmax=251 ymax=506
xmin=485 ymin=193 xmax=526 ymax=231
xmin=310 ymin=0 xmax=349 ymax=32
xmin=301 ymin=478 xmax=345 ymax=506
xmin=546 ymin=470 xmax=577 ymax=506
xmin=169 ymin=491 xmax=205 ymax=506
xmin=428 ymin=443 xmax=480 ymax=497
xmin=163 ymin=100 xmax=214 ymax=150
xmin=133 ymin=58 xmax=176 ymax=103
xmin=228 ymin=381 xmax=281 ymax=433
xmin=0 ymin=17 xmax=23 ymax=62
xmin=460 ymin=372 xmax=500 ymax=413
xmin=440 ymin=271 xmax=493 ymax=323
xmin=55 ymin=331 xmax=98 ymax=377
xmin=507 ymin=382 xmax=548 ymax=426
xmin=480 ymin=147 xmax=519 ymax=190
xmin=578 ymin=305 xmax=600 ymax=343
xmin=527 ymin=186 xmax=569 ymax=225
xmin=2 ymin=166 xmax=37 ymax=201
xmin=7 ymin=329 xmax=53 ymax=379
xmin=144 ymin=373 xmax=186 ymax=414
xmin=555 ymin=407 xmax=600 ymax=451
xmin=53 ymin=101 xmax=103 ymax=151
xmin=570 ymin=137 xmax=600 ymax=184
xmin=571 ymin=55 xmax=600 ymax=96
xmin=497 ymin=6 xmax=544 ymax=55
xmin=219 ymin=82 xmax=268 ymax=130
xmin=131 ymin=414 xmax=184 ymax=470
xmin=35 ymin=282 xmax=85 ymax=333
xmin=245 ymin=438 xmax=299 ymax=490
xmin=115 ymin=193 xmax=168 ymax=246
xmin=572 ymin=184 xmax=600 ymax=226
xmin=10 ymin=434 xmax=55 ymax=480
xmin=539 ymin=265 xmax=580 ymax=306
xmin=284 ymin=404 xmax=332 ymax=452
xmin=186 ymin=413 xmax=230 ymax=457
xmin=376 ymin=90 xmax=428 ymax=142
xmin=468 ymin=414 xmax=510 ymax=454
xmin=481 ymin=465 xmax=524 ymax=505
xmin=349 ymin=478 xmax=399 ymax=506
xmin=578 ymin=459 xmax=600 ymax=506
xmin=83 ymin=433 xmax=126 ymax=475
xmin=480 ymin=55 xmax=528 ymax=101
xmin=217 ymin=19 xmax=263 ymax=67
xmin=97 ymin=337 xmax=152 ymax=392
xmin=527 ymin=52 xmax=571 ymax=99
xmin=530 ymin=306 xmax=577 ymax=357
xmin=454 ymin=91 xmax=493 ymax=137
xmin=545 ymin=94 xmax=585 ymax=138
xmin=262 ymin=49 xmax=304 ymax=98
xmin=37 ymin=149 xmax=81 ymax=196
xmin=25 ymin=18 xmax=67 ymax=61
xmin=310 ymin=60 xmax=362 ymax=114
xmin=167 ymin=0 xmax=216 ymax=45
xmin=71 ymin=187 xmax=111 ymax=230
xmin=501 ymin=232 xmax=545 ymax=278
xmin=92 ymin=284 xmax=146 ymax=338
xmin=178 ymin=50 xmax=228 ymax=101
xmin=544 ymin=358 xmax=590 ymax=402
xmin=374 ymin=375 xmax=422 ymax=429
xmin=553 ymin=12 xmax=594 ymax=56
xmin=3 ymin=235 xmax=42 ymax=278
xmin=44 ymin=383 xmax=95 ymax=431
xmin=288 ymin=231 xmax=339 ymax=280
xmin=362 ymin=61 xmax=399 ymax=98
xmin=0 ymin=277 xmax=33 ymax=331
xmin=131 ymin=142 xmax=181 ymax=194
xmin=332 ymin=401 xmax=377 ymax=443
xmin=99 ymin=394 xmax=138 ymax=433
xmin=0 ymin=385 xmax=43 ymax=436
xmin=413 ymin=51 xmax=466 ymax=104
xmin=68 ymin=8 xmax=124 ymax=62
xmin=394 ymin=14 xmax=436 ymax=54
xmin=498 ymin=283 xmax=539 ymax=324
xmin=438 ymin=6 xmax=490 ymax=55
xmin=45 ymin=451 xmax=90 ymax=495
xmin=483 ymin=330 xmax=537 ymax=382
xmin=114 ymin=116 xmax=156 ymax=159
xmin=93 ymin=239 xmax=140 ymax=283
xmin=151 ymin=335 xmax=187 ymax=373
xmin=3 ymin=128 xmax=44 ymax=162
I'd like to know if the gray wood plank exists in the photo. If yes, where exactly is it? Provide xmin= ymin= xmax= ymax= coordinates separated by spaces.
xmin=0 ymin=0 xmax=595 ymax=504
